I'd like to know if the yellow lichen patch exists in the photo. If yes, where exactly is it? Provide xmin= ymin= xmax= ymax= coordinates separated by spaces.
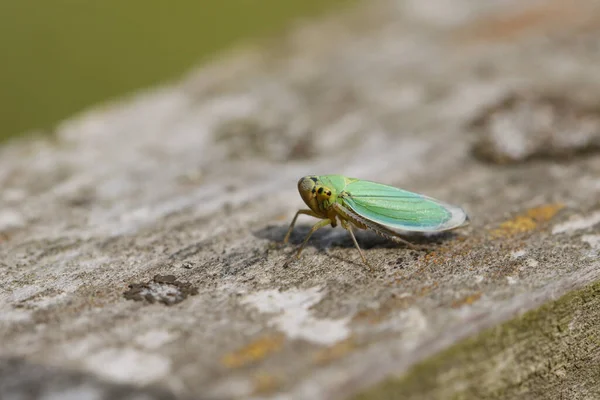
xmin=491 ymin=203 xmax=564 ymax=237
xmin=313 ymin=338 xmax=356 ymax=365
xmin=252 ymin=373 xmax=281 ymax=395
xmin=221 ymin=334 xmax=285 ymax=368
xmin=527 ymin=203 xmax=565 ymax=221
xmin=451 ymin=292 xmax=482 ymax=308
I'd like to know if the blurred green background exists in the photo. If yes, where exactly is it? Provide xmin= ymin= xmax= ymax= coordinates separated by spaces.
xmin=0 ymin=0 xmax=354 ymax=142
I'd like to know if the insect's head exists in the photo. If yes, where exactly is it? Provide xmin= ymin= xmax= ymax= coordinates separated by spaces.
xmin=298 ymin=176 xmax=334 ymax=215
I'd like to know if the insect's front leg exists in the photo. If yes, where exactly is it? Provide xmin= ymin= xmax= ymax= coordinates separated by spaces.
xmin=296 ymin=218 xmax=331 ymax=258
xmin=283 ymin=209 xmax=322 ymax=244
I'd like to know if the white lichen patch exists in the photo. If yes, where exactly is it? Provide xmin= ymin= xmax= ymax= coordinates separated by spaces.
xmin=6 ymin=284 xmax=43 ymax=303
xmin=581 ymin=234 xmax=600 ymax=249
xmin=0 ymin=209 xmax=25 ymax=230
xmin=134 ymin=330 xmax=177 ymax=350
xmin=0 ymin=307 xmax=32 ymax=323
xmin=124 ymin=275 xmax=198 ymax=306
xmin=140 ymin=282 xmax=183 ymax=304
xmin=84 ymin=348 xmax=171 ymax=385
xmin=39 ymin=386 xmax=104 ymax=400
xmin=511 ymin=250 xmax=527 ymax=259
xmin=525 ymin=258 xmax=539 ymax=268
xmin=581 ymin=234 xmax=600 ymax=258
xmin=241 ymin=286 xmax=351 ymax=345
xmin=26 ymin=292 xmax=69 ymax=309
xmin=552 ymin=211 xmax=600 ymax=234
xmin=61 ymin=336 xmax=105 ymax=360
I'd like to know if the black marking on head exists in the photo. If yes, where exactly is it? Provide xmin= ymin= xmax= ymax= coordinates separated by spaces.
xmin=318 ymin=187 xmax=324 ymax=194
xmin=327 ymin=191 xmax=331 ymax=196
xmin=310 ymin=177 xmax=319 ymax=183
xmin=312 ymin=188 xmax=316 ymax=194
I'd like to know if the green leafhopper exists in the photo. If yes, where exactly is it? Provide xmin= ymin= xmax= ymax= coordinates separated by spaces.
xmin=284 ymin=175 xmax=469 ymax=267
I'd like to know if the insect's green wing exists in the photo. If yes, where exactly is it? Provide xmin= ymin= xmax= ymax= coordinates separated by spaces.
xmin=340 ymin=179 xmax=468 ymax=232
xmin=316 ymin=174 xmax=351 ymax=194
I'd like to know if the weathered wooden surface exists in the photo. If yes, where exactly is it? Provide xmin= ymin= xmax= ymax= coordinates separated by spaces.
xmin=2 ymin=0 xmax=600 ymax=399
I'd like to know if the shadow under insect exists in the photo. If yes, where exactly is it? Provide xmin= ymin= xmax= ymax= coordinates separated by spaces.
xmin=256 ymin=223 xmax=457 ymax=252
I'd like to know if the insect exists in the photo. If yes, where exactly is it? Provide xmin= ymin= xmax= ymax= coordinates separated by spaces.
xmin=283 ymin=175 xmax=469 ymax=267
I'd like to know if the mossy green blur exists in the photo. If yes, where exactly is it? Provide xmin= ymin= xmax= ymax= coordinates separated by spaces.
xmin=0 ymin=0 xmax=354 ymax=141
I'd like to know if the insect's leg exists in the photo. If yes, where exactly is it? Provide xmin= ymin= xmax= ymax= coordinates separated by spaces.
xmin=296 ymin=218 xmax=331 ymax=258
xmin=342 ymin=221 xmax=372 ymax=270
xmin=284 ymin=209 xmax=322 ymax=244
xmin=370 ymin=228 xmax=423 ymax=250
xmin=390 ymin=235 xmax=427 ymax=250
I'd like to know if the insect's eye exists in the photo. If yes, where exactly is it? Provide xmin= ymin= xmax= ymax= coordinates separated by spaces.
xmin=315 ymin=187 xmax=332 ymax=197
xmin=299 ymin=178 xmax=317 ymax=195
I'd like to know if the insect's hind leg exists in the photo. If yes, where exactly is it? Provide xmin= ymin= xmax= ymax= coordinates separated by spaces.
xmin=384 ymin=232 xmax=426 ymax=250
xmin=341 ymin=220 xmax=373 ymax=270
xmin=283 ymin=209 xmax=322 ymax=244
